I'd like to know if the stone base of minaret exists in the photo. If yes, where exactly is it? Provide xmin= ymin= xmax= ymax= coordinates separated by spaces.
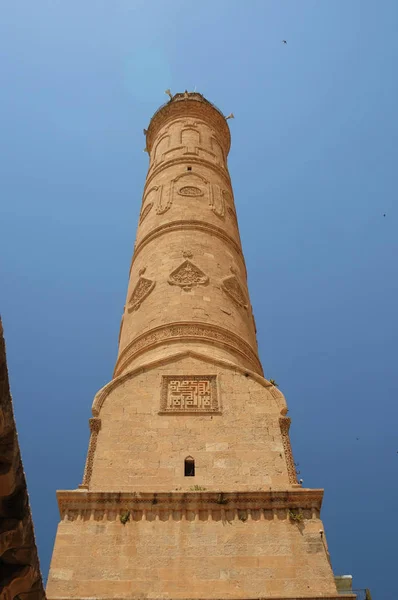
xmin=47 ymin=490 xmax=353 ymax=600
xmin=46 ymin=354 xmax=350 ymax=599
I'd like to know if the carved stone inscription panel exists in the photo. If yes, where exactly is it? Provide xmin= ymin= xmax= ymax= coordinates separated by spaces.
xmin=160 ymin=375 xmax=219 ymax=413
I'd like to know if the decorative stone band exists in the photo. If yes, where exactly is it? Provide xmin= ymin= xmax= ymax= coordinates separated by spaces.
xmin=79 ymin=418 xmax=101 ymax=489
xmin=130 ymin=220 xmax=246 ymax=276
xmin=279 ymin=417 xmax=297 ymax=485
xmin=145 ymin=152 xmax=232 ymax=191
xmin=57 ymin=489 xmax=324 ymax=521
xmin=114 ymin=321 xmax=263 ymax=377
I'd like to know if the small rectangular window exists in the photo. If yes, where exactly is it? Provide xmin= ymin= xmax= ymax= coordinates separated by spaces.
xmin=184 ymin=457 xmax=195 ymax=476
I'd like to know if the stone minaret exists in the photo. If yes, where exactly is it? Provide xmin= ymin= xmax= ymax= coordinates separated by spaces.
xmin=47 ymin=93 xmax=351 ymax=600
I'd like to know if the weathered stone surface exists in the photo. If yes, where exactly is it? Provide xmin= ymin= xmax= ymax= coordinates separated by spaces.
xmin=47 ymin=93 xmax=350 ymax=599
xmin=0 ymin=319 xmax=45 ymax=599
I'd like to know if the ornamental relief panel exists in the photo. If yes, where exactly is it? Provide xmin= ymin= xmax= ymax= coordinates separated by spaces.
xmin=159 ymin=375 xmax=219 ymax=414
xmin=139 ymin=202 xmax=153 ymax=223
xmin=221 ymin=268 xmax=248 ymax=309
xmin=178 ymin=186 xmax=203 ymax=197
xmin=141 ymin=185 xmax=161 ymax=209
xmin=168 ymin=259 xmax=209 ymax=291
xmin=114 ymin=322 xmax=263 ymax=377
xmin=141 ymin=175 xmax=234 ymax=221
xmin=127 ymin=268 xmax=155 ymax=312
xmin=209 ymin=184 xmax=226 ymax=218
xmin=279 ymin=417 xmax=297 ymax=484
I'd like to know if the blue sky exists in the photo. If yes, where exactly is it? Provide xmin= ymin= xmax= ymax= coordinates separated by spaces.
xmin=1 ymin=1 xmax=397 ymax=597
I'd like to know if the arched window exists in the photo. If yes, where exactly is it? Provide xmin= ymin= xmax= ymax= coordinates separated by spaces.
xmin=184 ymin=456 xmax=195 ymax=477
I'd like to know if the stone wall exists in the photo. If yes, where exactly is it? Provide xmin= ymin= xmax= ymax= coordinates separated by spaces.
xmin=0 ymin=319 xmax=45 ymax=599
xmin=47 ymin=490 xmax=339 ymax=599
xmin=83 ymin=354 xmax=293 ymax=492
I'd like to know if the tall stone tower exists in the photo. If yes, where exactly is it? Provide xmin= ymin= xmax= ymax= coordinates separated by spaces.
xmin=47 ymin=93 xmax=352 ymax=600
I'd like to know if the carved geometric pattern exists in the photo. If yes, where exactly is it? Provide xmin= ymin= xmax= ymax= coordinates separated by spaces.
xmin=80 ymin=418 xmax=101 ymax=489
xmin=159 ymin=375 xmax=219 ymax=414
xmin=279 ymin=417 xmax=297 ymax=484
xmin=222 ymin=275 xmax=248 ymax=309
xmin=168 ymin=260 xmax=209 ymax=291
xmin=178 ymin=186 xmax=203 ymax=197
xmin=128 ymin=276 xmax=155 ymax=312
xmin=139 ymin=202 xmax=153 ymax=223
xmin=114 ymin=322 xmax=263 ymax=378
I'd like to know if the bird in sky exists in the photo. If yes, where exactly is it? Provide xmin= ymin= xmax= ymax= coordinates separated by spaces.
xmin=282 ymin=40 xmax=287 ymax=44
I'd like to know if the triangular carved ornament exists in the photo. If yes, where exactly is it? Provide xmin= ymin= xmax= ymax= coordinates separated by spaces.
xmin=168 ymin=260 xmax=209 ymax=291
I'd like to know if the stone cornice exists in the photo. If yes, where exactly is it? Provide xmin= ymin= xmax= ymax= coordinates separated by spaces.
xmin=52 ymin=597 xmax=355 ymax=600
xmin=114 ymin=321 xmax=262 ymax=377
xmin=130 ymin=220 xmax=246 ymax=275
xmin=57 ymin=489 xmax=324 ymax=517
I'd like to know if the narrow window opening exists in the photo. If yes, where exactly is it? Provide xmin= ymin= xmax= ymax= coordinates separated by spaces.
xmin=187 ymin=166 xmax=192 ymax=171
xmin=184 ymin=456 xmax=195 ymax=477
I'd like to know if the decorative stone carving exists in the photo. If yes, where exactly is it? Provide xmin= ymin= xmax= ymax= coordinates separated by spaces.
xmin=154 ymin=184 xmax=173 ymax=214
xmin=130 ymin=220 xmax=246 ymax=277
xmin=183 ymin=119 xmax=198 ymax=128
xmin=146 ymin=97 xmax=230 ymax=160
xmin=279 ymin=417 xmax=297 ymax=484
xmin=159 ymin=375 xmax=219 ymax=413
xmin=57 ymin=489 xmax=323 ymax=521
xmin=178 ymin=186 xmax=203 ymax=197
xmin=222 ymin=275 xmax=248 ymax=309
xmin=209 ymin=184 xmax=226 ymax=218
xmin=168 ymin=260 xmax=209 ymax=291
xmin=128 ymin=276 xmax=155 ymax=312
xmin=139 ymin=202 xmax=153 ymax=223
xmin=80 ymin=418 xmax=102 ymax=489
xmin=114 ymin=321 xmax=262 ymax=377
xmin=142 ymin=184 xmax=164 ymax=211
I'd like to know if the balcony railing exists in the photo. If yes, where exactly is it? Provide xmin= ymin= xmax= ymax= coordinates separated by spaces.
xmin=149 ymin=92 xmax=226 ymax=125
